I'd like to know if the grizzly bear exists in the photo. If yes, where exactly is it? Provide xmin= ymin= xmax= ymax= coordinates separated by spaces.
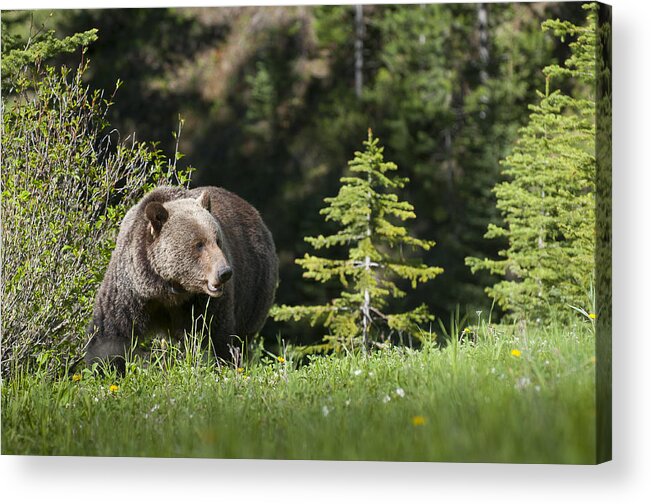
xmin=84 ymin=186 xmax=278 ymax=369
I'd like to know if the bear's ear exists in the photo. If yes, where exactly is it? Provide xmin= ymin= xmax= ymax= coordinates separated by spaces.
xmin=145 ymin=201 xmax=169 ymax=236
xmin=196 ymin=191 xmax=211 ymax=212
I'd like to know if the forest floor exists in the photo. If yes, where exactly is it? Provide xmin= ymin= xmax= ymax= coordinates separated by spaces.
xmin=1 ymin=319 xmax=596 ymax=463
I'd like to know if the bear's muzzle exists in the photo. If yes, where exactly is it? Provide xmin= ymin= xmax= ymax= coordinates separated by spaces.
xmin=206 ymin=267 xmax=232 ymax=297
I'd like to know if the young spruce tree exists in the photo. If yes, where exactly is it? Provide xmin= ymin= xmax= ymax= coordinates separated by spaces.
xmin=272 ymin=131 xmax=442 ymax=352
xmin=465 ymin=4 xmax=597 ymax=321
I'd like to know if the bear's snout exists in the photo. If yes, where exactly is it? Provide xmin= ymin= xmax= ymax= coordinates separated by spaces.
xmin=206 ymin=266 xmax=232 ymax=297
xmin=218 ymin=266 xmax=233 ymax=283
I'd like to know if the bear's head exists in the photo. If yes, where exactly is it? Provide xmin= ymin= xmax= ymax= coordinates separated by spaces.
xmin=144 ymin=191 xmax=232 ymax=299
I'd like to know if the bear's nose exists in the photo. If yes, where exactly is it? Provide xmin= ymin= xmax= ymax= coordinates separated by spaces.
xmin=218 ymin=266 xmax=233 ymax=283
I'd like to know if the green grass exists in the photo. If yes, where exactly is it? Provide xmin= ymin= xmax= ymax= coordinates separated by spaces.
xmin=1 ymin=319 xmax=596 ymax=463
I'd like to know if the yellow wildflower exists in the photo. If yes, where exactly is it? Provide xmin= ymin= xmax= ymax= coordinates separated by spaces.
xmin=511 ymin=349 xmax=522 ymax=357
xmin=199 ymin=429 xmax=216 ymax=444
xmin=72 ymin=373 xmax=82 ymax=382
xmin=277 ymin=356 xmax=286 ymax=363
xmin=411 ymin=415 xmax=427 ymax=426
xmin=109 ymin=384 xmax=119 ymax=393
xmin=589 ymin=313 xmax=597 ymax=320
xmin=236 ymin=367 xmax=244 ymax=373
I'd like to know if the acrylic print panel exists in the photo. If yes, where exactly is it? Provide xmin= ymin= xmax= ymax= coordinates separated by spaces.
xmin=1 ymin=1 xmax=611 ymax=464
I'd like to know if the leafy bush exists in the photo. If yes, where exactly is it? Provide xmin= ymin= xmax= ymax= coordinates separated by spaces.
xmin=1 ymin=57 xmax=192 ymax=378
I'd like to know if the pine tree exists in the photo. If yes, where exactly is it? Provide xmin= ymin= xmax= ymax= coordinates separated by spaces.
xmin=466 ymin=4 xmax=597 ymax=321
xmin=1 ymin=13 xmax=97 ymax=93
xmin=271 ymin=130 xmax=442 ymax=352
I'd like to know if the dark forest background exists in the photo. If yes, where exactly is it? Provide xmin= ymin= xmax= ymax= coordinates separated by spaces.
xmin=3 ymin=2 xmax=587 ymax=345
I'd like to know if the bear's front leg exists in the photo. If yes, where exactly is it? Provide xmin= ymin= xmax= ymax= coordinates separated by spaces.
xmin=84 ymin=332 xmax=130 ymax=374
xmin=84 ymin=301 xmax=142 ymax=374
xmin=203 ymin=298 xmax=239 ymax=364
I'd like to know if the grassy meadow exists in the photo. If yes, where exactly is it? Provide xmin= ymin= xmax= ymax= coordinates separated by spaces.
xmin=1 ymin=317 xmax=597 ymax=463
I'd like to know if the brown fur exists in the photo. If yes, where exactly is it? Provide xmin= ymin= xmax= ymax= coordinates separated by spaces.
xmin=85 ymin=186 xmax=278 ymax=368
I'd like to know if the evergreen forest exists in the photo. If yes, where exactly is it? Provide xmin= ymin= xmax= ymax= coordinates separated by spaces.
xmin=2 ymin=1 xmax=603 ymax=362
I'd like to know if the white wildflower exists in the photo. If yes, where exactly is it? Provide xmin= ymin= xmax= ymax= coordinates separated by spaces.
xmin=515 ymin=377 xmax=531 ymax=390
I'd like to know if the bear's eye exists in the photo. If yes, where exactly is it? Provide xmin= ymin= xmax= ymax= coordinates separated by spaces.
xmin=195 ymin=241 xmax=205 ymax=251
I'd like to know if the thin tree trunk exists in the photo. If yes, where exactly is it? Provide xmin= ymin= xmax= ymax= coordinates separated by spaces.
xmin=362 ymin=259 xmax=371 ymax=347
xmin=418 ymin=4 xmax=426 ymax=46
xmin=361 ymin=170 xmax=372 ymax=349
xmin=354 ymin=5 xmax=365 ymax=99
xmin=477 ymin=3 xmax=489 ymax=85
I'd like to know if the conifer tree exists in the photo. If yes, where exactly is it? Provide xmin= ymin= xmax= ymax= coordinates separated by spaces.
xmin=466 ymin=4 xmax=597 ymax=320
xmin=1 ymin=16 xmax=98 ymax=93
xmin=271 ymin=131 xmax=442 ymax=351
